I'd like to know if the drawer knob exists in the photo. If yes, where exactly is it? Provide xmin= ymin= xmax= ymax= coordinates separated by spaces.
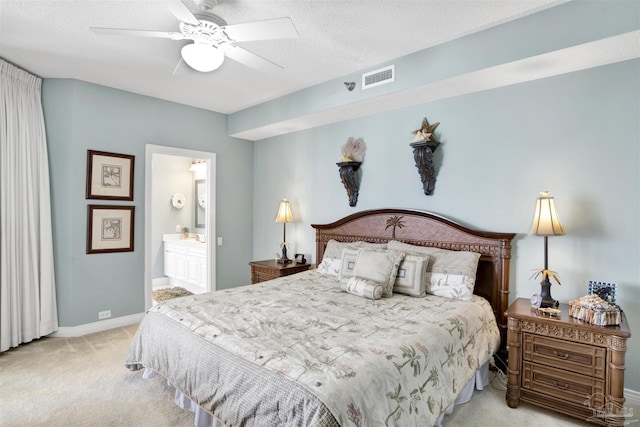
xmin=554 ymin=380 xmax=569 ymax=390
xmin=553 ymin=350 xmax=569 ymax=360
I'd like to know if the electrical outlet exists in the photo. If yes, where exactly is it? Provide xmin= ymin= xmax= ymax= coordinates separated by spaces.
xmin=217 ymin=237 xmax=223 ymax=246
xmin=175 ymin=224 xmax=181 ymax=232
xmin=98 ymin=310 xmax=111 ymax=320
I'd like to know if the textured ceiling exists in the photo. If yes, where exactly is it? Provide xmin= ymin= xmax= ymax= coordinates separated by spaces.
xmin=0 ymin=0 xmax=565 ymax=114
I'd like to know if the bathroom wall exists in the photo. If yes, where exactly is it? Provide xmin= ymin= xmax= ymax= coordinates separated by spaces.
xmin=150 ymin=153 xmax=193 ymax=279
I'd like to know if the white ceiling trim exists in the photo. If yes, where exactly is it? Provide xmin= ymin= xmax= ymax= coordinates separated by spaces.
xmin=231 ymin=30 xmax=640 ymax=141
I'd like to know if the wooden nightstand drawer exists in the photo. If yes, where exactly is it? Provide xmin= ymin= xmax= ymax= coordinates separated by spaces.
xmin=249 ymin=260 xmax=311 ymax=284
xmin=522 ymin=362 xmax=605 ymax=406
xmin=523 ymin=333 xmax=606 ymax=379
xmin=253 ymin=269 xmax=278 ymax=283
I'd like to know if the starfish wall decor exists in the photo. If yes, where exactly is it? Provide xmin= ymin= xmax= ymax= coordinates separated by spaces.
xmin=409 ymin=117 xmax=441 ymax=196
xmin=411 ymin=117 xmax=440 ymax=143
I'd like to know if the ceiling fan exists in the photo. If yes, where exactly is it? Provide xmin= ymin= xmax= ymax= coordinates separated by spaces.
xmin=89 ymin=0 xmax=298 ymax=73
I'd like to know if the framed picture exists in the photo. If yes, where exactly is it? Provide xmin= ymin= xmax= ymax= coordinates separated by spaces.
xmin=87 ymin=205 xmax=135 ymax=254
xmin=588 ymin=281 xmax=617 ymax=304
xmin=86 ymin=150 xmax=135 ymax=200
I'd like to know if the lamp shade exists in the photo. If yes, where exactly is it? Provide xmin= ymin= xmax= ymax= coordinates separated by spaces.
xmin=275 ymin=199 xmax=293 ymax=223
xmin=181 ymin=43 xmax=224 ymax=72
xmin=530 ymin=191 xmax=565 ymax=236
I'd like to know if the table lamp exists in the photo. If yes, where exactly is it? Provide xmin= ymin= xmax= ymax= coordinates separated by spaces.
xmin=530 ymin=191 xmax=565 ymax=308
xmin=275 ymin=199 xmax=293 ymax=264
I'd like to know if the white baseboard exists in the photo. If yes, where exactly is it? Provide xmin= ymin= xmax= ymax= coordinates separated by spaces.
xmin=626 ymin=388 xmax=640 ymax=407
xmin=152 ymin=277 xmax=169 ymax=288
xmin=49 ymin=313 xmax=145 ymax=338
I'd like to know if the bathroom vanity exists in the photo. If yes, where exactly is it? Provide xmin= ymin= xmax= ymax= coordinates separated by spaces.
xmin=163 ymin=234 xmax=207 ymax=293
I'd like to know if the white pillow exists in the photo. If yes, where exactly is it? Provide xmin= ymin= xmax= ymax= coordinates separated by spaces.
xmin=338 ymin=248 xmax=359 ymax=281
xmin=322 ymin=239 xmax=388 ymax=261
xmin=352 ymin=249 xmax=405 ymax=298
xmin=317 ymin=257 xmax=341 ymax=277
xmin=393 ymin=253 xmax=430 ymax=297
xmin=340 ymin=276 xmax=383 ymax=300
xmin=426 ymin=272 xmax=477 ymax=301
xmin=387 ymin=240 xmax=480 ymax=301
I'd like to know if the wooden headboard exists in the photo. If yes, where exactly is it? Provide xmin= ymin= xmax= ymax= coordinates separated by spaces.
xmin=311 ymin=209 xmax=516 ymax=350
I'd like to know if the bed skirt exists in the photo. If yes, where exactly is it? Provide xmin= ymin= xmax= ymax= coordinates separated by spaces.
xmin=143 ymin=361 xmax=491 ymax=427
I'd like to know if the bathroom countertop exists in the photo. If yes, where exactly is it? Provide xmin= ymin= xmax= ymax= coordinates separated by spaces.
xmin=162 ymin=233 xmax=206 ymax=245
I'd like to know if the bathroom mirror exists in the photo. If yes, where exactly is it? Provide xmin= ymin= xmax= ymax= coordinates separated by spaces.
xmin=195 ymin=179 xmax=206 ymax=229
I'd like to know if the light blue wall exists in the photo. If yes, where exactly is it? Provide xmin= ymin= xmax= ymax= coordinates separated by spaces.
xmin=252 ymin=60 xmax=640 ymax=391
xmin=42 ymin=79 xmax=253 ymax=327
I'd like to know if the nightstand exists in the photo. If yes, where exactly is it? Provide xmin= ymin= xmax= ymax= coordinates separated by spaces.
xmin=505 ymin=298 xmax=631 ymax=424
xmin=249 ymin=259 xmax=311 ymax=284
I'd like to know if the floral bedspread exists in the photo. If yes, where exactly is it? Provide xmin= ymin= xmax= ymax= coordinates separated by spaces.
xmin=140 ymin=270 xmax=500 ymax=426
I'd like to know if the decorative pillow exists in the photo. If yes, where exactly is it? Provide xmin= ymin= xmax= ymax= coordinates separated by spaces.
xmin=340 ymin=276 xmax=383 ymax=300
xmin=393 ymin=253 xmax=430 ymax=297
xmin=316 ymin=257 xmax=341 ymax=277
xmin=338 ymin=248 xmax=359 ymax=281
xmin=352 ymin=249 xmax=405 ymax=298
xmin=322 ymin=239 xmax=387 ymax=262
xmin=387 ymin=240 xmax=481 ymax=301
xmin=426 ymin=272 xmax=477 ymax=301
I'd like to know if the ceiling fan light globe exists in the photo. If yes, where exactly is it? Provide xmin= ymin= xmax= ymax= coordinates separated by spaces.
xmin=181 ymin=43 xmax=224 ymax=72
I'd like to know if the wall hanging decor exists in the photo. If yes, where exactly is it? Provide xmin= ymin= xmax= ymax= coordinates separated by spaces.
xmin=410 ymin=117 xmax=440 ymax=196
xmin=86 ymin=150 xmax=135 ymax=201
xmin=86 ymin=205 xmax=135 ymax=254
xmin=337 ymin=137 xmax=366 ymax=207
xmin=171 ymin=192 xmax=186 ymax=209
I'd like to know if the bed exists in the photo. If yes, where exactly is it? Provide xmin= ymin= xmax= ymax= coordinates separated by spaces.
xmin=126 ymin=208 xmax=515 ymax=426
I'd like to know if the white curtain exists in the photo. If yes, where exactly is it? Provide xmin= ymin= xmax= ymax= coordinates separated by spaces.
xmin=0 ymin=58 xmax=58 ymax=351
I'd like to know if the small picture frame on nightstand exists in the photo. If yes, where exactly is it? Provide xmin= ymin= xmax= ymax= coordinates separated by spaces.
xmin=588 ymin=281 xmax=616 ymax=304
xmin=295 ymin=253 xmax=306 ymax=264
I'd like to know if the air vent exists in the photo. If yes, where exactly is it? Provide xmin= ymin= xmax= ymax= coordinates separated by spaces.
xmin=362 ymin=65 xmax=395 ymax=89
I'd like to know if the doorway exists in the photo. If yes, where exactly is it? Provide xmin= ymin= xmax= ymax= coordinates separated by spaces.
xmin=144 ymin=144 xmax=216 ymax=310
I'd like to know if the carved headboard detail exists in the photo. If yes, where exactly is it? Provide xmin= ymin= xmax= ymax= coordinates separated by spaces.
xmin=311 ymin=209 xmax=516 ymax=350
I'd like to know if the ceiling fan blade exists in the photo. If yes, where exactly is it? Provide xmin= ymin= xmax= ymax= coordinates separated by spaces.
xmin=222 ymin=17 xmax=298 ymax=42
xmin=172 ymin=57 xmax=186 ymax=76
xmin=168 ymin=0 xmax=200 ymax=26
xmin=222 ymin=44 xmax=283 ymax=71
xmin=90 ymin=27 xmax=186 ymax=40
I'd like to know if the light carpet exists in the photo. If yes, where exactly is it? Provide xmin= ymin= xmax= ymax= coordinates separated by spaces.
xmin=0 ymin=324 xmax=630 ymax=426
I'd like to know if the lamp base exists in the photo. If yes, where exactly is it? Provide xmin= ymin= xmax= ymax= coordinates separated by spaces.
xmin=540 ymin=280 xmax=559 ymax=308
xmin=277 ymin=244 xmax=291 ymax=264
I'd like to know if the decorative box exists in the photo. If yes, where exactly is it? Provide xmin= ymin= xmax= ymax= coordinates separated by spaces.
xmin=569 ymin=294 xmax=621 ymax=326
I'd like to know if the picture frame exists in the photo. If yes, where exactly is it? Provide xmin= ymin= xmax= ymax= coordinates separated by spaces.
xmin=86 ymin=150 xmax=135 ymax=201
xmin=295 ymin=253 xmax=306 ymax=264
xmin=87 ymin=205 xmax=135 ymax=254
xmin=588 ymin=280 xmax=617 ymax=304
